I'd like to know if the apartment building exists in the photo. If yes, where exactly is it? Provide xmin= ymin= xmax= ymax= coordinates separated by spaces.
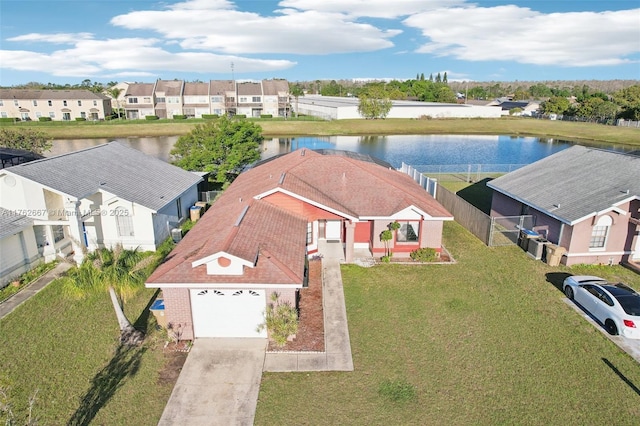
xmin=0 ymin=89 xmax=112 ymax=121
xmin=123 ymin=79 xmax=290 ymax=119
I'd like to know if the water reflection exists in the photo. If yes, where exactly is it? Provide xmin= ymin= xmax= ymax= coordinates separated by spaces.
xmin=50 ymin=134 xmax=628 ymax=168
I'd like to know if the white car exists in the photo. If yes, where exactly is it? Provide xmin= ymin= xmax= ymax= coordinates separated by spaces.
xmin=563 ymin=275 xmax=640 ymax=339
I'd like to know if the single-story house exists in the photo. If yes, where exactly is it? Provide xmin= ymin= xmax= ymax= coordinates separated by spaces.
xmin=146 ymin=149 xmax=453 ymax=339
xmin=0 ymin=208 xmax=41 ymax=288
xmin=0 ymin=142 xmax=202 ymax=264
xmin=488 ymin=145 xmax=640 ymax=266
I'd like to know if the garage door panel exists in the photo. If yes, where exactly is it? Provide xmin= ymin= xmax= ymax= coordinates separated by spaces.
xmin=191 ymin=289 xmax=267 ymax=338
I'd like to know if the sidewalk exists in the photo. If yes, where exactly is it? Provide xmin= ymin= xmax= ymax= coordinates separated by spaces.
xmin=0 ymin=261 xmax=73 ymax=320
xmin=263 ymin=242 xmax=354 ymax=372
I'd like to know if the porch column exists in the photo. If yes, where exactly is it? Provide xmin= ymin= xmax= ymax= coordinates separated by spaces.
xmin=345 ymin=221 xmax=356 ymax=263
xmin=42 ymin=225 xmax=57 ymax=262
xmin=65 ymin=200 xmax=85 ymax=264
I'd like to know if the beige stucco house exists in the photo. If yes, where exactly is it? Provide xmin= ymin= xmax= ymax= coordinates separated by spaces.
xmin=0 ymin=89 xmax=112 ymax=121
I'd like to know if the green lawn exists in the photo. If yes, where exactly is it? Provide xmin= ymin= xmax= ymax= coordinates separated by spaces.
xmin=0 ymin=281 xmax=172 ymax=425
xmin=4 ymin=117 xmax=640 ymax=147
xmin=2 ymin=222 xmax=639 ymax=425
xmin=255 ymin=222 xmax=640 ymax=425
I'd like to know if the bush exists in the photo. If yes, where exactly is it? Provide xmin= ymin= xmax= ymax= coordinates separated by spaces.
xmin=260 ymin=114 xmax=272 ymax=119
xmin=257 ymin=292 xmax=298 ymax=347
xmin=75 ymin=117 xmax=86 ymax=121
xmin=234 ymin=114 xmax=247 ymax=119
xmin=173 ymin=115 xmax=187 ymax=120
xmin=38 ymin=116 xmax=52 ymax=122
xmin=201 ymin=114 xmax=219 ymax=119
xmin=0 ymin=117 xmax=19 ymax=123
xmin=409 ymin=247 xmax=438 ymax=262
xmin=145 ymin=115 xmax=159 ymax=120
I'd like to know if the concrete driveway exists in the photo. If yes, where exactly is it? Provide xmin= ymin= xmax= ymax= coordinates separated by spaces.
xmin=158 ymin=338 xmax=267 ymax=426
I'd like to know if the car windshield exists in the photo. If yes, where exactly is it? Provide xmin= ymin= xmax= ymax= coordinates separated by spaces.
xmin=604 ymin=284 xmax=640 ymax=316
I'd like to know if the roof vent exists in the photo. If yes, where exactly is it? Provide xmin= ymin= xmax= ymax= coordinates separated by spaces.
xmin=301 ymin=149 xmax=305 ymax=156
xmin=278 ymin=172 xmax=286 ymax=184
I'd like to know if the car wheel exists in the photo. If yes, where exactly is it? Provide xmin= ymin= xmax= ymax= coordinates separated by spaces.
xmin=605 ymin=319 xmax=618 ymax=336
xmin=564 ymin=286 xmax=574 ymax=300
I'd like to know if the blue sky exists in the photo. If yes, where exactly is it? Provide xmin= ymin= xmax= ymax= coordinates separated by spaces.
xmin=1 ymin=0 xmax=639 ymax=86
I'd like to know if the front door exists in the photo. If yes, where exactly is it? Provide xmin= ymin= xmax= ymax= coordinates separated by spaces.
xmin=326 ymin=220 xmax=342 ymax=241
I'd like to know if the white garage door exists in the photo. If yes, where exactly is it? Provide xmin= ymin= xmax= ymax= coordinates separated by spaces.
xmin=191 ymin=289 xmax=267 ymax=338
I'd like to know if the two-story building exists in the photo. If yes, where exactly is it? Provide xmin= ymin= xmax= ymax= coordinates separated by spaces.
xmin=0 ymin=89 xmax=112 ymax=121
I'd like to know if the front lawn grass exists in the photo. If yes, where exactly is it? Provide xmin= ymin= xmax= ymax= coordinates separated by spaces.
xmin=0 ymin=280 xmax=172 ymax=425
xmin=256 ymin=221 xmax=640 ymax=425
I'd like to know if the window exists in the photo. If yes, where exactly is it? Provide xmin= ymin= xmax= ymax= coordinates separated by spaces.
xmin=239 ymin=97 xmax=248 ymax=103
xmin=33 ymin=100 xmax=38 ymax=106
xmin=307 ymin=222 xmax=313 ymax=244
xmin=211 ymin=96 xmax=222 ymax=103
xmin=52 ymin=225 xmax=65 ymax=243
xmin=77 ymin=100 xmax=82 ymax=106
xmin=36 ymin=112 xmax=42 ymax=118
xmin=93 ymin=100 xmax=97 ymax=106
xmin=14 ymin=100 xmax=19 ymax=106
xmin=49 ymin=112 xmax=55 ymax=118
xmin=252 ymin=96 xmax=261 ymax=102
xmin=115 ymin=207 xmax=135 ymax=237
xmin=397 ymin=221 xmax=420 ymax=242
xmin=156 ymin=97 xmax=166 ymax=103
xmin=0 ymin=100 xmax=3 ymax=106
xmin=143 ymin=97 xmax=151 ymax=103
xmin=48 ymin=100 xmax=52 ymax=106
xmin=590 ymin=216 xmax=612 ymax=249
xmin=62 ymin=112 xmax=71 ymax=121
xmin=1 ymin=112 xmax=7 ymax=118
xmin=80 ymin=112 xmax=86 ymax=119
xmin=128 ymin=97 xmax=138 ymax=104
xmin=63 ymin=100 xmax=67 ymax=106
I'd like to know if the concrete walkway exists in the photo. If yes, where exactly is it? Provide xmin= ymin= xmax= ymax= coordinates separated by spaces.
xmin=0 ymin=261 xmax=72 ymax=320
xmin=158 ymin=338 xmax=267 ymax=426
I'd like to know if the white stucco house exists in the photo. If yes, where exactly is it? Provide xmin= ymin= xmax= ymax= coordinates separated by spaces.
xmin=0 ymin=142 xmax=203 ymax=265
xmin=0 ymin=208 xmax=41 ymax=287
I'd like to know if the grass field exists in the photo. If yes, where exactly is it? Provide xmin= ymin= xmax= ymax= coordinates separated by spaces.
xmin=255 ymin=222 xmax=640 ymax=425
xmin=3 ymin=117 xmax=639 ymax=148
xmin=1 ymin=222 xmax=639 ymax=424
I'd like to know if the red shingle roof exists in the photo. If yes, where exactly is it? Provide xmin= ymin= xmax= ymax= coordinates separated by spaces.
xmin=147 ymin=149 xmax=451 ymax=287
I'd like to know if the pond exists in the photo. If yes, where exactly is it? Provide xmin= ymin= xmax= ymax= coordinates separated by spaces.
xmin=49 ymin=135 xmax=628 ymax=169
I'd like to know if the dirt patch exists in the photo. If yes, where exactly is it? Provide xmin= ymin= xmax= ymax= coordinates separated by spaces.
xmin=157 ymin=350 xmax=188 ymax=385
xmin=267 ymin=259 xmax=325 ymax=352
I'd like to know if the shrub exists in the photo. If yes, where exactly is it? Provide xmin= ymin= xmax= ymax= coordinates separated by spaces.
xmin=201 ymin=114 xmax=219 ymax=119
xmin=173 ymin=115 xmax=187 ymax=120
xmin=234 ymin=114 xmax=247 ymax=119
xmin=257 ymin=292 xmax=298 ymax=347
xmin=0 ymin=117 xmax=19 ymax=123
xmin=38 ymin=116 xmax=52 ymax=122
xmin=145 ymin=115 xmax=159 ymax=120
xmin=75 ymin=117 xmax=86 ymax=121
xmin=410 ymin=247 xmax=438 ymax=262
xmin=260 ymin=114 xmax=272 ymax=118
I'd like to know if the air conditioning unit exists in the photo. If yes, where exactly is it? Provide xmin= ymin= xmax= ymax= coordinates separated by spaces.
xmin=171 ymin=228 xmax=183 ymax=243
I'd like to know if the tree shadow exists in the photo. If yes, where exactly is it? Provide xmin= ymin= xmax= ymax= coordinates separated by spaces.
xmin=67 ymin=291 xmax=159 ymax=425
xmin=67 ymin=344 xmax=146 ymax=426
xmin=545 ymin=272 xmax=572 ymax=292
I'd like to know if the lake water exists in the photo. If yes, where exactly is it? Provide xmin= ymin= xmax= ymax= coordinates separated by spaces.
xmin=49 ymin=135 xmax=628 ymax=169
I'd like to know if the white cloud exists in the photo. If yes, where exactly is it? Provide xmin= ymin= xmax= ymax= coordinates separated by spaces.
xmin=8 ymin=33 xmax=94 ymax=44
xmin=0 ymin=38 xmax=295 ymax=78
xmin=278 ymin=0 xmax=466 ymax=18
xmin=404 ymin=5 xmax=640 ymax=66
xmin=110 ymin=1 xmax=401 ymax=54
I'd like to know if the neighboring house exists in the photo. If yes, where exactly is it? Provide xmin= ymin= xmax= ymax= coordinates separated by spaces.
xmin=123 ymin=79 xmax=290 ymax=119
xmin=0 ymin=142 xmax=202 ymax=264
xmin=488 ymin=145 xmax=640 ymax=266
xmin=486 ymin=98 xmax=540 ymax=116
xmin=0 ymin=208 xmax=40 ymax=288
xmin=0 ymin=147 xmax=43 ymax=169
xmin=103 ymin=82 xmax=129 ymax=112
xmin=146 ymin=149 xmax=453 ymax=339
xmin=0 ymin=89 xmax=112 ymax=121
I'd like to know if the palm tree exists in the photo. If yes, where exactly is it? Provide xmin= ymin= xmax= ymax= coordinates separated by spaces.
xmin=105 ymin=87 xmax=123 ymax=119
xmin=289 ymin=84 xmax=304 ymax=118
xmin=64 ymin=245 xmax=155 ymax=345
